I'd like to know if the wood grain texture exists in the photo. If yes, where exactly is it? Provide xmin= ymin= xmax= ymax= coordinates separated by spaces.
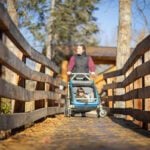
xmin=0 ymin=41 xmax=63 ymax=87
xmin=0 ymin=78 xmax=61 ymax=101
xmin=110 ymin=108 xmax=150 ymax=122
xmin=0 ymin=107 xmax=64 ymax=130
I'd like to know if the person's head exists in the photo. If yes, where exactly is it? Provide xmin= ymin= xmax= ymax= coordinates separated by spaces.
xmin=76 ymin=44 xmax=86 ymax=55
xmin=77 ymin=87 xmax=85 ymax=97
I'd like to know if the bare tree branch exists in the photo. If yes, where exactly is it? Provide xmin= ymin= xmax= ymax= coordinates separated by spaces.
xmin=135 ymin=0 xmax=150 ymax=32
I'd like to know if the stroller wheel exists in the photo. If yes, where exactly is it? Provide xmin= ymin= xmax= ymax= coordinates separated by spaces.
xmin=100 ymin=109 xmax=107 ymax=117
xmin=71 ymin=111 xmax=75 ymax=117
xmin=81 ymin=112 xmax=86 ymax=117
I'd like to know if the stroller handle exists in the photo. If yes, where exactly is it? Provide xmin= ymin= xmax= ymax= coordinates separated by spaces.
xmin=70 ymin=73 xmax=90 ymax=75
xmin=70 ymin=73 xmax=91 ymax=81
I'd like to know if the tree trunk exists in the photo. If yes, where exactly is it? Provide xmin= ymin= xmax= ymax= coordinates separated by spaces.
xmin=115 ymin=0 xmax=131 ymax=110
xmin=1 ymin=0 xmax=23 ymax=113
xmin=117 ymin=0 xmax=131 ymax=69
xmin=44 ymin=0 xmax=56 ymax=107
xmin=45 ymin=0 xmax=55 ymax=59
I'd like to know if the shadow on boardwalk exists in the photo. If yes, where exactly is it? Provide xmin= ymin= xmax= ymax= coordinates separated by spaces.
xmin=109 ymin=116 xmax=150 ymax=138
xmin=0 ymin=114 xmax=150 ymax=150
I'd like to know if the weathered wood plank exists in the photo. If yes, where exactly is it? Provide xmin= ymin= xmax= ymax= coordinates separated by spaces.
xmin=0 ymin=78 xmax=61 ymax=101
xmin=107 ymin=95 xmax=123 ymax=101
xmin=0 ymin=107 xmax=63 ymax=130
xmin=30 ymin=50 xmax=60 ymax=73
xmin=103 ymin=82 xmax=122 ymax=90
xmin=103 ymin=61 xmax=150 ymax=90
xmin=0 ymin=3 xmax=59 ymax=73
xmin=0 ymin=41 xmax=64 ymax=87
xmin=55 ymin=88 xmax=67 ymax=96
xmin=103 ymin=35 xmax=150 ymax=80
xmin=103 ymin=69 xmax=122 ymax=79
xmin=110 ymin=108 xmax=150 ymax=122
xmin=105 ymin=86 xmax=150 ymax=102
xmin=123 ymin=60 xmax=150 ymax=87
xmin=54 ymin=99 xmax=65 ymax=104
xmin=0 ymin=108 xmax=46 ymax=130
xmin=47 ymin=107 xmax=64 ymax=115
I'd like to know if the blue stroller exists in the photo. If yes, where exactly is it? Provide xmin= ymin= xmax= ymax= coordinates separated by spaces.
xmin=64 ymin=73 xmax=107 ymax=117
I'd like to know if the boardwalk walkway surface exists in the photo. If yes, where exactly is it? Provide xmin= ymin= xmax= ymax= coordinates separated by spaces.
xmin=0 ymin=114 xmax=150 ymax=150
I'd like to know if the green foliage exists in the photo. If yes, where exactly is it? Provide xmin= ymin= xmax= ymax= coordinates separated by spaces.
xmin=52 ymin=0 xmax=100 ymax=45
xmin=16 ymin=0 xmax=48 ymax=44
xmin=0 ymin=101 xmax=11 ymax=114
xmin=16 ymin=0 xmax=100 ymax=47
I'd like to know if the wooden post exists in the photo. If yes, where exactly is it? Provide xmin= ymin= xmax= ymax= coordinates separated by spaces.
xmin=144 ymin=50 xmax=150 ymax=130
xmin=141 ymin=55 xmax=148 ymax=129
xmin=46 ymin=70 xmax=54 ymax=109
xmin=0 ymin=29 xmax=11 ymax=139
xmin=112 ymin=81 xmax=115 ymax=109
xmin=61 ymin=60 xmax=68 ymax=82
xmin=0 ymin=30 xmax=2 ymax=114
xmin=35 ymin=64 xmax=45 ymax=110
xmin=125 ymin=68 xmax=133 ymax=121
xmin=133 ymin=58 xmax=143 ymax=127
xmin=14 ymin=56 xmax=26 ymax=112
xmin=104 ymin=79 xmax=109 ymax=108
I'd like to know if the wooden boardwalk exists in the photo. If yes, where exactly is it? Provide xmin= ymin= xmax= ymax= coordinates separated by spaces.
xmin=0 ymin=114 xmax=150 ymax=150
xmin=0 ymin=3 xmax=150 ymax=148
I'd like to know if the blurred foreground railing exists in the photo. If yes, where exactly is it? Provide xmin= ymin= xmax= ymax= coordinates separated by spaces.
xmin=0 ymin=3 xmax=67 ymax=131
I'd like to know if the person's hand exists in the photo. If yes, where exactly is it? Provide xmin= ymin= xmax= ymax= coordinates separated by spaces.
xmin=67 ymin=71 xmax=72 ymax=75
xmin=90 ymin=72 xmax=96 ymax=78
xmin=59 ymin=85 xmax=64 ymax=90
xmin=90 ymin=72 xmax=96 ymax=79
xmin=91 ymin=72 xmax=95 ymax=75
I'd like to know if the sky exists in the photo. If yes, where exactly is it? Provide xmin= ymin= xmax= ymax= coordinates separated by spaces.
xmin=93 ymin=0 xmax=150 ymax=47
xmin=94 ymin=0 xmax=119 ymax=47
xmin=20 ymin=0 xmax=150 ymax=51
xmin=19 ymin=0 xmax=150 ymax=71
xmin=19 ymin=0 xmax=150 ymax=66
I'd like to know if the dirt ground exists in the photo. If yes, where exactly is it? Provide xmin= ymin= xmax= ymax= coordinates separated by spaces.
xmin=0 ymin=113 xmax=150 ymax=150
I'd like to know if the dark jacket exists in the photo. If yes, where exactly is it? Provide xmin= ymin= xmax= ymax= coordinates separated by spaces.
xmin=68 ymin=53 xmax=95 ymax=73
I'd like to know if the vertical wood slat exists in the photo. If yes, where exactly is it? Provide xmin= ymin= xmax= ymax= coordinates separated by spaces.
xmin=141 ymin=55 xmax=147 ymax=129
xmin=0 ymin=29 xmax=2 ymax=114
xmin=15 ymin=55 xmax=26 ymax=113
xmin=143 ymin=50 xmax=150 ymax=130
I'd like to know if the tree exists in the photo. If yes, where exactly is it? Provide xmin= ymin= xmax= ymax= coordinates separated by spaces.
xmin=52 ymin=0 xmax=100 ymax=46
xmin=115 ymin=0 xmax=131 ymax=110
xmin=16 ymin=0 xmax=48 ymax=47
xmin=16 ymin=0 xmax=100 ymax=58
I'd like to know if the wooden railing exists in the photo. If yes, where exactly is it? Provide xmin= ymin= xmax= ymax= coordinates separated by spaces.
xmin=94 ymin=65 xmax=116 ymax=94
xmin=101 ymin=35 xmax=150 ymax=129
xmin=0 ymin=4 xmax=66 ymax=131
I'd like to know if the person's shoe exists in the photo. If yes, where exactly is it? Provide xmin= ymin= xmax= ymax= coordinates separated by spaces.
xmin=81 ymin=112 xmax=86 ymax=117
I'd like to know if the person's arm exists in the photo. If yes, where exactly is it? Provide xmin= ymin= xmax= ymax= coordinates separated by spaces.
xmin=67 ymin=56 xmax=75 ymax=75
xmin=88 ymin=56 xmax=96 ymax=74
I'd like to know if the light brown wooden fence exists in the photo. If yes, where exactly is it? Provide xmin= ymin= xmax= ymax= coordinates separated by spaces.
xmin=101 ymin=35 xmax=150 ymax=130
xmin=0 ymin=4 xmax=67 ymax=131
